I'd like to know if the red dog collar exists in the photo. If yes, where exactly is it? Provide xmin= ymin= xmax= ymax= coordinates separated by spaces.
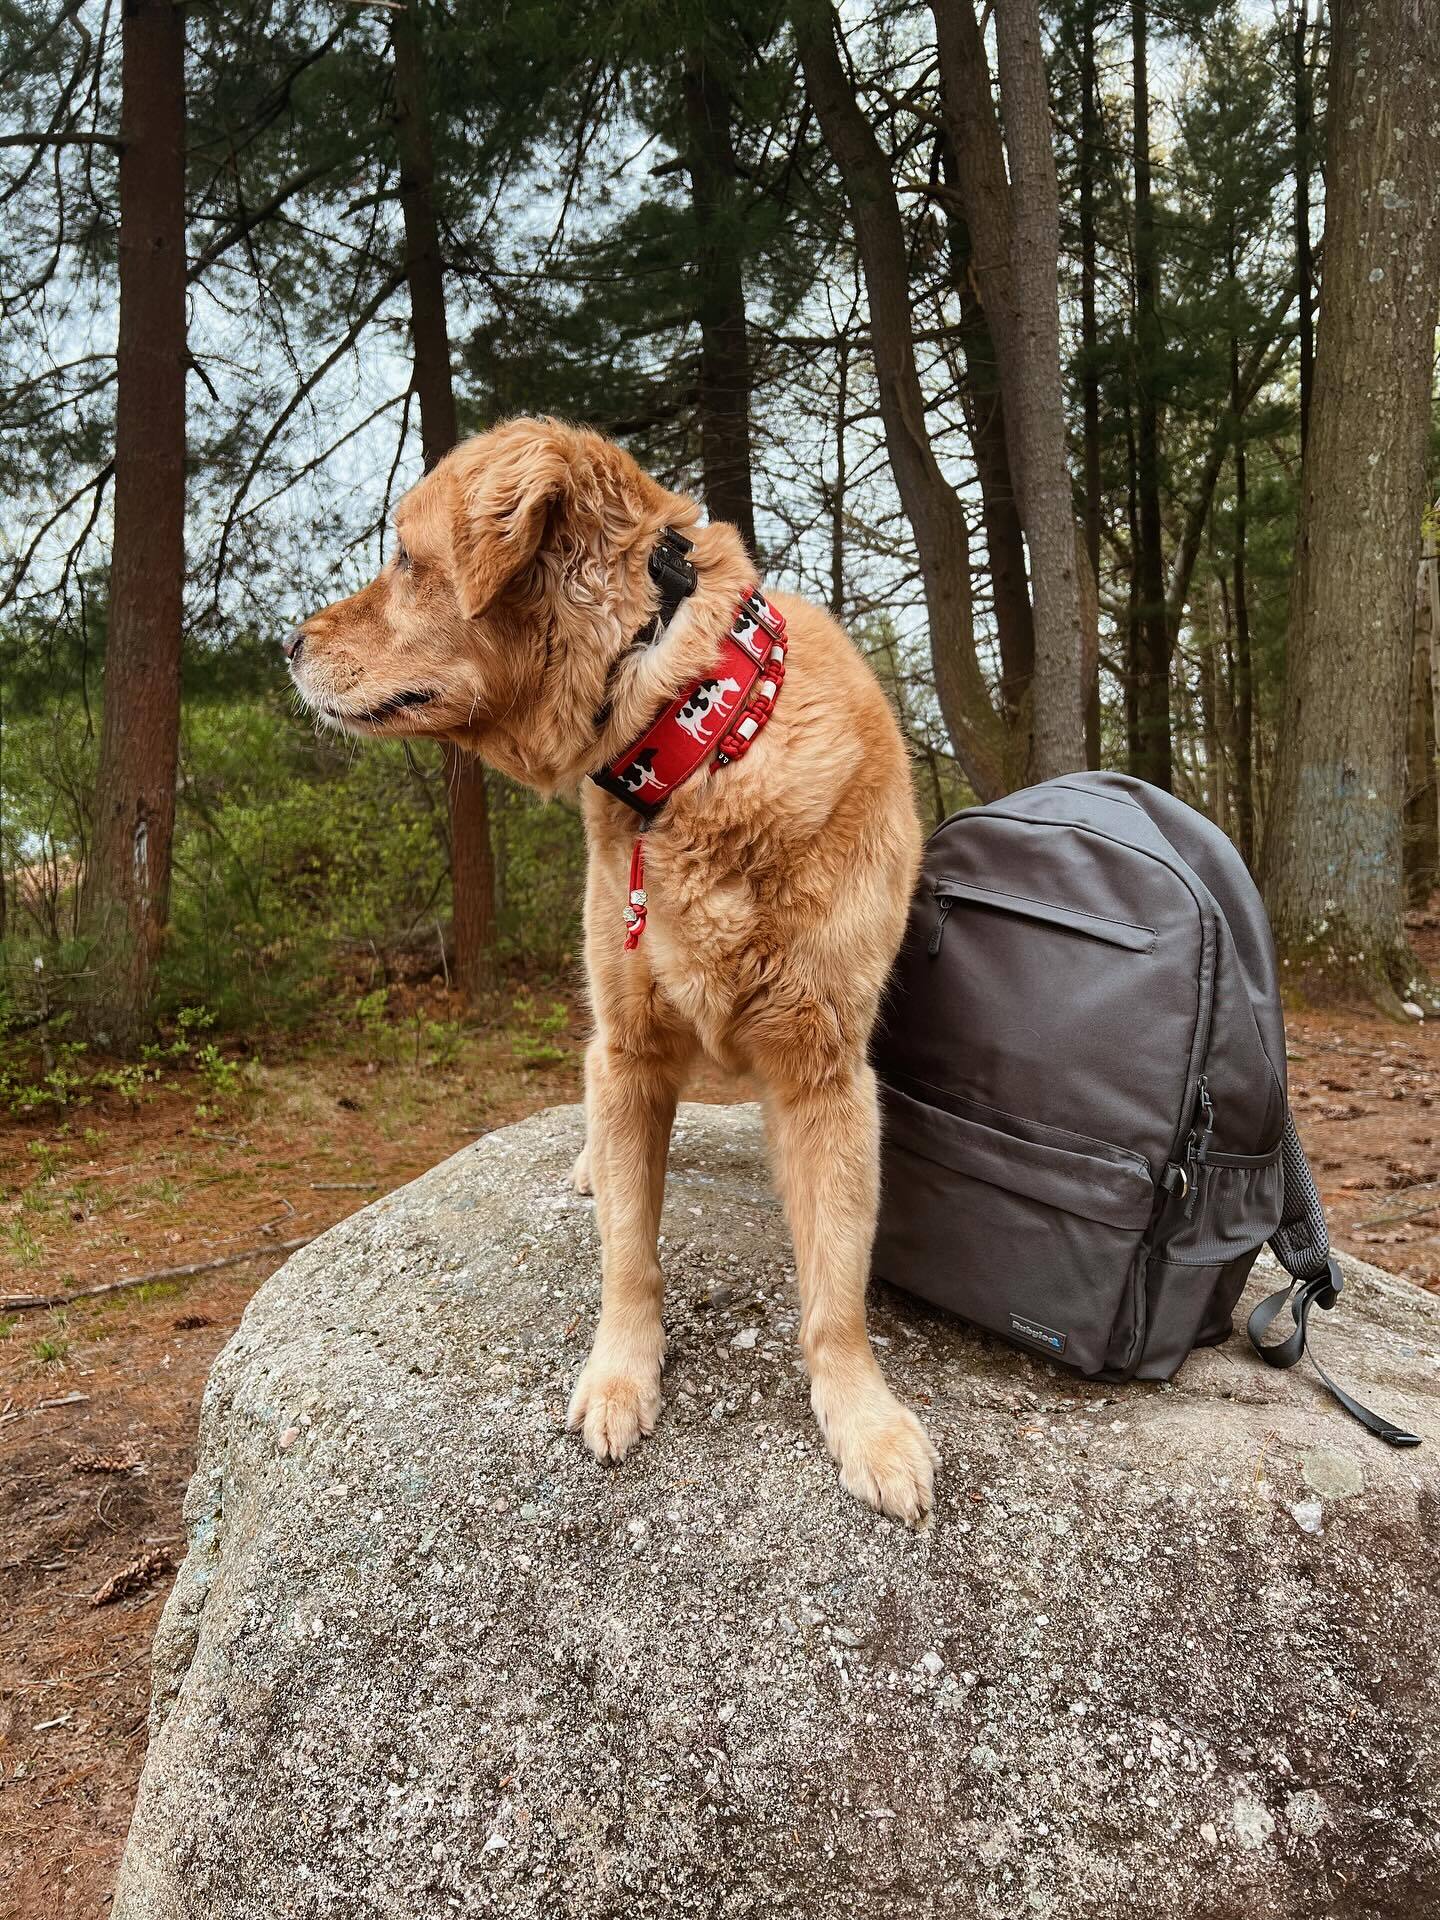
xmin=591 ymin=587 xmax=788 ymax=819
xmin=590 ymin=586 xmax=789 ymax=948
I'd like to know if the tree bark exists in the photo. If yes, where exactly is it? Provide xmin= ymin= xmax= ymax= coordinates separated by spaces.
xmin=795 ymin=0 xmax=1013 ymax=799
xmin=390 ymin=1 xmax=497 ymax=1000
xmin=1293 ymin=0 xmax=1315 ymax=460
xmin=81 ymin=0 xmax=187 ymax=1049
xmin=829 ymin=334 xmax=848 ymax=618
xmin=990 ymin=0 xmax=1085 ymax=779
xmin=939 ymin=145 xmax=1034 ymax=730
xmin=1405 ymin=523 xmax=1439 ymax=905
xmin=1130 ymin=0 xmax=1172 ymax=793
xmin=1229 ymin=248 xmax=1255 ymax=870
xmin=1261 ymin=0 xmax=1440 ymax=995
xmin=1078 ymin=0 xmax=1103 ymax=768
xmin=932 ymin=0 xmax=1084 ymax=779
xmin=1124 ymin=414 xmax=1142 ymax=771
xmin=682 ymin=43 xmax=758 ymax=557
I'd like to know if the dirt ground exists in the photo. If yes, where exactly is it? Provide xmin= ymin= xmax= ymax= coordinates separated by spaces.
xmin=2 ymin=936 xmax=1439 ymax=1918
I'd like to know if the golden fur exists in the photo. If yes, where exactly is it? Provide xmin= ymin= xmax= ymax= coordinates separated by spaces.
xmin=291 ymin=418 xmax=938 ymax=1521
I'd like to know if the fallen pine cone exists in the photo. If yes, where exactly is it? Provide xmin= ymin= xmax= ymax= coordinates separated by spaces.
xmin=91 ymin=1548 xmax=173 ymax=1608
xmin=69 ymin=1449 xmax=142 ymax=1475
xmin=172 ymin=1314 xmax=212 ymax=1330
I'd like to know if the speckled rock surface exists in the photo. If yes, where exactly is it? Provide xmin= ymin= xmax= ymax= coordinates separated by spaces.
xmin=113 ymin=1103 xmax=1440 ymax=1920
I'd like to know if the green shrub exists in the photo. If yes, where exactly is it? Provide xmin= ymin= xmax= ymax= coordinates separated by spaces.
xmin=1 ymin=688 xmax=588 ymax=1051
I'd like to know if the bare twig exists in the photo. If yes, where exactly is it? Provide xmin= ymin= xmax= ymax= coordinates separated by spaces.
xmin=0 ymin=1392 xmax=90 ymax=1428
xmin=1 ymin=1238 xmax=314 ymax=1314
xmin=1355 ymin=1183 xmax=1440 ymax=1230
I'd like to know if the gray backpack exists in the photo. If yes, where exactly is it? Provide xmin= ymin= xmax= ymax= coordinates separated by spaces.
xmin=872 ymin=772 xmax=1418 ymax=1447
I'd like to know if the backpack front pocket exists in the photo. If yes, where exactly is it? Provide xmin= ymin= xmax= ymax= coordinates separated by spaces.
xmin=875 ymin=1081 xmax=1156 ymax=1376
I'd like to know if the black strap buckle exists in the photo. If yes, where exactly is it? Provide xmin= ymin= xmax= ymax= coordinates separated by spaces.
xmin=648 ymin=526 xmax=697 ymax=625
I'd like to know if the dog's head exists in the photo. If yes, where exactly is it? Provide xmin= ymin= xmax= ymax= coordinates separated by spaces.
xmin=285 ymin=417 xmax=690 ymax=786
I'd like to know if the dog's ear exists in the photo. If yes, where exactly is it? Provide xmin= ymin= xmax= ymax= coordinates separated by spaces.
xmin=452 ymin=423 xmax=572 ymax=619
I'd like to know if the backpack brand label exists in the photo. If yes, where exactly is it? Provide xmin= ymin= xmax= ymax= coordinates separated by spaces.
xmin=1009 ymin=1313 xmax=1067 ymax=1355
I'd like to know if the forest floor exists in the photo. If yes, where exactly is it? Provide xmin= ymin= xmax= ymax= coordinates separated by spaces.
xmin=2 ymin=919 xmax=1439 ymax=1917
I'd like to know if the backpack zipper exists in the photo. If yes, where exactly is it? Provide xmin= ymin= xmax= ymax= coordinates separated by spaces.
xmin=1178 ymin=1075 xmax=1214 ymax=1218
xmin=928 ymin=896 xmax=954 ymax=956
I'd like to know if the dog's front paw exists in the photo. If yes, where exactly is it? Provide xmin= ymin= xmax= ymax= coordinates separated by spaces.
xmin=817 ymin=1390 xmax=939 ymax=1526
xmin=570 ymin=1145 xmax=593 ymax=1195
xmin=566 ymin=1358 xmax=661 ymax=1463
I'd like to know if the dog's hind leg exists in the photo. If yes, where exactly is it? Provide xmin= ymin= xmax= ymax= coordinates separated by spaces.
xmin=764 ymin=1059 xmax=939 ymax=1525
xmin=567 ymin=1030 xmax=692 ymax=1464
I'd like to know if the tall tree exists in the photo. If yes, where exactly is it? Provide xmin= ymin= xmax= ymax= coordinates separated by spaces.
xmin=80 ymin=0 xmax=187 ymax=1046
xmin=1292 ymin=0 xmax=1315 ymax=459
xmin=794 ymin=0 xmax=1010 ymax=798
xmin=1228 ymin=288 xmax=1255 ymax=868
xmin=681 ymin=32 xmax=758 ymax=555
xmin=1076 ymin=0 xmax=1103 ymax=767
xmin=991 ymin=0 xmax=1085 ymax=778
xmin=1261 ymin=0 xmax=1440 ymax=996
xmin=932 ymin=0 xmax=1085 ymax=778
xmin=1129 ymin=0 xmax=1171 ymax=792
xmin=1405 ymin=514 xmax=1439 ymax=903
xmin=941 ymin=167 xmax=1035 ymax=734
xmin=390 ymin=0 xmax=497 ymax=999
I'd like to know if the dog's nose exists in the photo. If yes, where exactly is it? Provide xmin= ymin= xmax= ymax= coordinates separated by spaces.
xmin=281 ymin=626 xmax=306 ymax=663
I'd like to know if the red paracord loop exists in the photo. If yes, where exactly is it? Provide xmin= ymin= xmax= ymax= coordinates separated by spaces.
xmin=714 ymin=634 xmax=788 ymax=767
xmin=622 ymin=837 xmax=648 ymax=950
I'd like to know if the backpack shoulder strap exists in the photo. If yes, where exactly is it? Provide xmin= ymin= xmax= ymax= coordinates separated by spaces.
xmin=1248 ymin=1112 xmax=1420 ymax=1448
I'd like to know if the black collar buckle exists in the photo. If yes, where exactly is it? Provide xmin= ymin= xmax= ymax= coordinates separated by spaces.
xmin=648 ymin=526 xmax=697 ymax=627
xmin=593 ymin=527 xmax=700 ymax=736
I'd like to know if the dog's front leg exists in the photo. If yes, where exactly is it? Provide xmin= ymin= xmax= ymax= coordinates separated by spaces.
xmin=567 ymin=1036 xmax=686 ymax=1464
xmin=766 ymin=1062 xmax=939 ymax=1524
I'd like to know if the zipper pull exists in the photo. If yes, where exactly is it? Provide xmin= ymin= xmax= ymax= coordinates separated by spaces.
xmin=928 ymin=895 xmax=953 ymax=957
xmin=1181 ymin=1075 xmax=1214 ymax=1218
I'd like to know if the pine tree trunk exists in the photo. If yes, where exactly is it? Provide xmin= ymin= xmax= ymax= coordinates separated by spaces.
xmin=391 ymin=2 xmax=496 ymax=999
xmin=795 ymin=1 xmax=1014 ymax=798
xmin=991 ymin=0 xmax=1085 ymax=780
xmin=682 ymin=45 xmax=758 ymax=557
xmin=1293 ymin=0 xmax=1315 ymax=460
xmin=1261 ymin=0 xmax=1440 ymax=995
xmin=1199 ymin=629 xmax=1221 ymax=822
xmin=940 ymin=147 xmax=1034 ymax=732
xmin=933 ymin=0 xmax=1084 ymax=780
xmin=0 ymin=672 xmax=7 ymax=946
xmin=81 ymin=0 xmax=186 ymax=1049
xmin=1079 ymin=0 xmax=1103 ymax=769
xmin=830 ymin=336 xmax=848 ymax=618
xmin=1130 ymin=0 xmax=1172 ymax=793
xmin=1124 ymin=414 xmax=1142 ymax=771
xmin=1229 ymin=270 xmax=1255 ymax=869
xmin=1406 ymin=526 xmax=1439 ymax=905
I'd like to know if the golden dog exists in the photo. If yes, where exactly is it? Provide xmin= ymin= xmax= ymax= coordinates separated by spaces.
xmin=288 ymin=418 xmax=938 ymax=1522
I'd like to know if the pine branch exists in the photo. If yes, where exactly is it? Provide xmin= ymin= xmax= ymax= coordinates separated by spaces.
xmin=0 ymin=129 xmax=119 ymax=150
